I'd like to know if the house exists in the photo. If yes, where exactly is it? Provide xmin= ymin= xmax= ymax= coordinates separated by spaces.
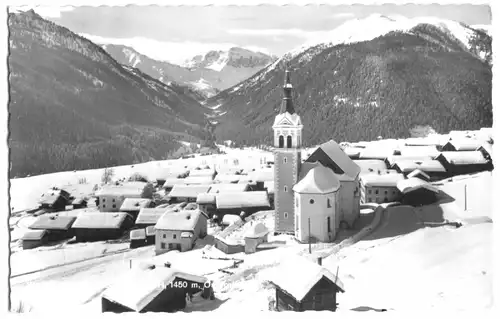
xmin=38 ymin=189 xmax=70 ymax=211
xmin=435 ymin=151 xmax=493 ymax=175
xmin=145 ymin=226 xmax=156 ymax=245
xmin=292 ymin=163 xmax=341 ymax=243
xmin=154 ymin=209 xmax=208 ymax=255
xmin=135 ymin=208 xmax=169 ymax=228
xmin=392 ymin=159 xmax=448 ymax=180
xmin=28 ymin=214 xmax=76 ymax=241
xmin=353 ymin=159 xmax=389 ymax=175
xmin=70 ymin=197 xmax=88 ymax=209
xmin=476 ymin=143 xmax=493 ymax=162
xmin=215 ymin=191 xmax=271 ymax=217
xmin=208 ymin=183 xmax=249 ymax=193
xmin=162 ymin=178 xmax=187 ymax=192
xmin=266 ymin=256 xmax=345 ymax=312
xmin=407 ymin=169 xmax=431 ymax=182
xmin=244 ymin=222 xmax=270 ymax=254
xmin=397 ymin=178 xmax=441 ymax=206
xmin=95 ymin=182 xmax=148 ymax=212
xmin=130 ymin=228 xmax=147 ymax=248
xmin=385 ymin=155 xmax=434 ymax=168
xmin=72 ymin=212 xmax=134 ymax=242
xmin=397 ymin=145 xmax=440 ymax=158
xmin=196 ymin=193 xmax=216 ymax=217
xmin=359 ymin=173 xmax=406 ymax=204
xmin=101 ymin=265 xmax=212 ymax=313
xmin=167 ymin=185 xmax=210 ymax=203
xmin=120 ymin=198 xmax=153 ymax=216
xmin=442 ymin=139 xmax=484 ymax=152
xmin=264 ymin=181 xmax=275 ymax=207
xmin=272 ymin=70 xmax=361 ymax=238
xmin=22 ymin=229 xmax=49 ymax=249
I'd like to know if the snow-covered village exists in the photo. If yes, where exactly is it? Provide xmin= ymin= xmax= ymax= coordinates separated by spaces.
xmin=6 ymin=2 xmax=495 ymax=317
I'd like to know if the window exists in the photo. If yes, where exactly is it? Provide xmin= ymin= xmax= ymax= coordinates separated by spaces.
xmin=102 ymin=198 xmax=106 ymax=202
xmin=287 ymin=135 xmax=292 ymax=148
xmin=284 ymin=157 xmax=287 ymax=164
xmin=384 ymin=190 xmax=388 ymax=195
xmin=112 ymin=204 xmax=116 ymax=208
xmin=368 ymin=197 xmax=372 ymax=202
xmin=309 ymin=199 xmax=315 ymax=204
xmin=327 ymin=216 xmax=331 ymax=232
xmin=161 ymin=243 xmax=166 ymax=249
xmin=173 ymin=234 xmax=177 ymax=239
xmin=168 ymin=243 xmax=173 ymax=249
xmin=112 ymin=198 xmax=116 ymax=203
xmin=384 ymin=197 xmax=389 ymax=202
xmin=327 ymin=198 xmax=331 ymax=208
xmin=278 ymin=135 xmax=284 ymax=148
xmin=393 ymin=190 xmax=397 ymax=195
xmin=375 ymin=189 xmax=379 ymax=195
xmin=368 ymin=189 xmax=372 ymax=194
xmin=163 ymin=234 xmax=166 ymax=239
xmin=284 ymin=212 xmax=288 ymax=219
xmin=295 ymin=196 xmax=298 ymax=207
xmin=284 ymin=186 xmax=287 ymax=192
xmin=103 ymin=204 xmax=106 ymax=208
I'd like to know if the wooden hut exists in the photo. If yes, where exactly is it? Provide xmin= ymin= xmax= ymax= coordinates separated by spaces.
xmin=101 ymin=266 xmax=212 ymax=313
xmin=396 ymin=178 xmax=440 ymax=207
xmin=22 ymin=229 xmax=49 ymax=250
xmin=130 ymin=228 xmax=147 ymax=249
xmin=145 ymin=226 xmax=156 ymax=245
xmin=38 ymin=189 xmax=70 ymax=211
xmin=72 ymin=212 xmax=134 ymax=242
xmin=28 ymin=214 xmax=76 ymax=241
xmin=196 ymin=193 xmax=216 ymax=218
xmin=244 ymin=222 xmax=270 ymax=254
xmin=266 ymin=256 xmax=345 ymax=312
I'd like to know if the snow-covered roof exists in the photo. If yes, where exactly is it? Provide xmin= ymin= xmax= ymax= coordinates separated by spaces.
xmin=101 ymin=266 xmax=208 ymax=312
xmin=208 ymin=183 xmax=249 ymax=194
xmin=342 ymin=147 xmax=361 ymax=158
xmin=397 ymin=177 xmax=440 ymax=194
xmin=264 ymin=181 xmax=275 ymax=195
xmin=136 ymin=208 xmax=168 ymax=225
xmin=183 ymin=176 xmax=214 ymax=185
xmin=72 ymin=212 xmax=131 ymax=229
xmin=130 ymin=228 xmax=146 ymax=240
xmin=188 ymin=168 xmax=216 ymax=177
xmin=222 ymin=214 xmax=242 ymax=226
xmin=214 ymin=174 xmax=241 ymax=183
xmin=95 ymin=182 xmax=147 ymax=197
xmin=22 ymin=229 xmax=47 ymax=241
xmin=358 ymin=146 xmax=397 ymax=160
xmin=244 ymin=222 xmax=269 ymax=238
xmin=216 ymin=191 xmax=270 ymax=209
xmin=155 ymin=209 xmax=204 ymax=231
xmin=392 ymin=160 xmax=447 ymax=173
xmin=293 ymin=163 xmax=340 ymax=194
xmin=250 ymin=169 xmax=274 ymax=182
xmin=29 ymin=215 xmax=76 ymax=231
xmin=407 ymin=169 xmax=431 ymax=181
xmin=386 ymin=155 xmax=434 ymax=167
xmin=273 ymin=112 xmax=302 ymax=127
xmin=119 ymin=198 xmax=152 ymax=212
xmin=168 ymin=185 xmax=210 ymax=199
xmin=196 ymin=193 xmax=216 ymax=204
xmin=436 ymin=151 xmax=489 ymax=166
xmin=398 ymin=145 xmax=440 ymax=157
xmin=155 ymin=168 xmax=189 ymax=181
xmin=307 ymin=140 xmax=361 ymax=181
xmin=145 ymin=226 xmax=155 ymax=237
xmin=443 ymin=139 xmax=484 ymax=151
xmin=265 ymin=256 xmax=345 ymax=302
xmin=163 ymin=178 xmax=187 ymax=188
xmin=360 ymin=172 xmax=406 ymax=188
xmin=353 ymin=159 xmax=388 ymax=175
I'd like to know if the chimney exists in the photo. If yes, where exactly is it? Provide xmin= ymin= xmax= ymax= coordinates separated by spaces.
xmin=317 ymin=257 xmax=322 ymax=266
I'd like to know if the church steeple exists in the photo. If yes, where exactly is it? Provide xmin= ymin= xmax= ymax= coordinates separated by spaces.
xmin=279 ymin=70 xmax=295 ymax=114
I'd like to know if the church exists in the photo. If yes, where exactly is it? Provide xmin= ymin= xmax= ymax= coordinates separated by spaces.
xmin=272 ymin=70 xmax=361 ymax=243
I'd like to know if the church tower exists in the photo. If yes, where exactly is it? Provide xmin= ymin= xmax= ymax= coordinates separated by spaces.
xmin=273 ymin=70 xmax=303 ymax=234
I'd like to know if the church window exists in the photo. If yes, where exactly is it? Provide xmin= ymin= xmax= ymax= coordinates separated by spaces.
xmin=368 ymin=189 xmax=372 ymax=194
xmin=309 ymin=199 xmax=315 ymax=204
xmin=327 ymin=198 xmax=331 ymax=208
xmin=284 ymin=157 xmax=287 ymax=164
xmin=284 ymin=212 xmax=289 ymax=219
xmin=295 ymin=196 xmax=298 ymax=207
xmin=284 ymin=186 xmax=287 ymax=192
xmin=287 ymin=135 xmax=292 ymax=148
xmin=375 ymin=189 xmax=379 ymax=195
xmin=384 ymin=190 xmax=388 ymax=195
xmin=279 ymin=135 xmax=284 ymax=148
xmin=327 ymin=216 xmax=331 ymax=233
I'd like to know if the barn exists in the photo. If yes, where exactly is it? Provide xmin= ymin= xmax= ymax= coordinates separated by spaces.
xmin=22 ymin=229 xmax=49 ymax=250
xmin=135 ymin=208 xmax=168 ymax=228
xmin=120 ymin=198 xmax=153 ymax=217
xmin=266 ymin=256 xmax=345 ymax=312
xmin=397 ymin=177 xmax=441 ymax=207
xmin=72 ymin=212 xmax=134 ymax=242
xmin=167 ymin=185 xmax=211 ymax=203
xmin=215 ymin=191 xmax=271 ymax=217
xmin=28 ymin=214 xmax=76 ymax=241
xmin=435 ymin=151 xmax=493 ymax=176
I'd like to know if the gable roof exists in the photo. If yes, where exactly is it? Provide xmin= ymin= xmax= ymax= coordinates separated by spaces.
xmin=443 ymin=139 xmax=484 ymax=152
xmin=136 ymin=208 xmax=168 ymax=225
xmin=130 ymin=228 xmax=146 ymax=240
xmin=214 ymin=174 xmax=242 ymax=183
xmin=29 ymin=215 xmax=76 ymax=231
xmin=183 ymin=176 xmax=214 ymax=185
xmin=244 ymin=222 xmax=269 ymax=238
xmin=168 ymin=185 xmax=210 ymax=199
xmin=196 ymin=193 xmax=216 ymax=204
xmin=306 ymin=140 xmax=360 ymax=181
xmin=145 ymin=226 xmax=155 ymax=237
xmin=397 ymin=146 xmax=440 ymax=158
xmin=155 ymin=209 xmax=203 ymax=231
xmin=392 ymin=160 xmax=447 ymax=173
xmin=101 ymin=266 xmax=208 ymax=312
xmin=436 ymin=151 xmax=489 ymax=166
xmin=72 ymin=212 xmax=130 ymax=229
xmin=360 ymin=173 xmax=406 ymax=188
xmin=216 ymin=191 xmax=270 ymax=209
xmin=273 ymin=112 xmax=302 ymax=127
xmin=95 ymin=182 xmax=147 ymax=197
xmin=407 ymin=169 xmax=431 ymax=181
xmin=208 ymin=183 xmax=249 ymax=194
xmin=397 ymin=177 xmax=440 ymax=194
xmin=22 ymin=229 xmax=48 ymax=241
xmin=386 ymin=155 xmax=434 ymax=167
xmin=250 ymin=169 xmax=274 ymax=183
xmin=353 ymin=159 xmax=389 ymax=175
xmin=119 ymin=198 xmax=152 ymax=212
xmin=293 ymin=163 xmax=340 ymax=194
xmin=265 ymin=256 xmax=345 ymax=302
xmin=188 ymin=168 xmax=216 ymax=177
xmin=358 ymin=146 xmax=396 ymax=160
xmin=163 ymin=178 xmax=187 ymax=188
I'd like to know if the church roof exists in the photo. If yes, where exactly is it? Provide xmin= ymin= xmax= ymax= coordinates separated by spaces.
xmin=280 ymin=70 xmax=295 ymax=114
xmin=293 ymin=163 xmax=340 ymax=194
xmin=273 ymin=111 xmax=302 ymax=127
xmin=305 ymin=140 xmax=361 ymax=181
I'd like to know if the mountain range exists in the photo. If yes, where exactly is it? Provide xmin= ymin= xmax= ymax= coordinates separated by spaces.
xmin=100 ymin=44 xmax=277 ymax=98
xmin=8 ymin=9 xmax=208 ymax=177
xmin=210 ymin=14 xmax=493 ymax=146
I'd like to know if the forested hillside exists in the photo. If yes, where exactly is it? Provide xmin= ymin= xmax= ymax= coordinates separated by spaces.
xmin=211 ymin=23 xmax=492 ymax=146
xmin=8 ymin=10 xmax=208 ymax=177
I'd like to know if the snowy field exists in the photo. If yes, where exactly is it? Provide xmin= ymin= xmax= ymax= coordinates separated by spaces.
xmin=8 ymin=132 xmax=495 ymax=314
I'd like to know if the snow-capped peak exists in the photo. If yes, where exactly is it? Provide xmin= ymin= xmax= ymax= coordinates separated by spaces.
xmin=122 ymin=47 xmax=142 ymax=68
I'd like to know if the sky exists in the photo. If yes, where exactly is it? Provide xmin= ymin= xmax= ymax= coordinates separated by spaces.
xmin=11 ymin=4 xmax=492 ymax=65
